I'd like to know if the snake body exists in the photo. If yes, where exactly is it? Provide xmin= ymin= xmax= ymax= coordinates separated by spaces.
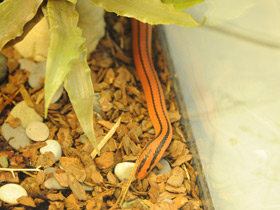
xmin=131 ymin=19 xmax=173 ymax=179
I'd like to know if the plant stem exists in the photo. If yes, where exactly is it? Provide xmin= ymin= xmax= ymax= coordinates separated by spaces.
xmin=0 ymin=166 xmax=42 ymax=178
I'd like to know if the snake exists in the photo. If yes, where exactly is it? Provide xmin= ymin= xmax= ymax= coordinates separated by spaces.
xmin=131 ymin=19 xmax=173 ymax=179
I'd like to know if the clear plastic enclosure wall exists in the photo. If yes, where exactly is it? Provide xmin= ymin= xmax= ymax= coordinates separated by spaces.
xmin=164 ymin=1 xmax=280 ymax=210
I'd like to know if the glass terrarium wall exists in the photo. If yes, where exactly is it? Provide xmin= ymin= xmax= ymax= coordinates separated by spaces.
xmin=164 ymin=1 xmax=280 ymax=210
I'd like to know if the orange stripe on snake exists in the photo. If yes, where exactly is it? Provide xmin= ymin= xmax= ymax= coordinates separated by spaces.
xmin=131 ymin=19 xmax=173 ymax=179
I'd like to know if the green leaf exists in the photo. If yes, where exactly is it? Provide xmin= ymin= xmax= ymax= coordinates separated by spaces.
xmin=44 ymin=0 xmax=84 ymax=116
xmin=161 ymin=0 xmax=204 ymax=10
xmin=45 ymin=0 xmax=99 ymax=153
xmin=0 ymin=0 xmax=43 ymax=50
xmin=64 ymin=45 xmax=99 ymax=155
xmin=90 ymin=0 xmax=204 ymax=27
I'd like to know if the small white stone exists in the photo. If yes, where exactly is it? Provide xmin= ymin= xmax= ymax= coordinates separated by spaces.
xmin=26 ymin=121 xmax=49 ymax=141
xmin=44 ymin=176 xmax=93 ymax=191
xmin=114 ymin=162 xmax=136 ymax=182
xmin=19 ymin=58 xmax=37 ymax=72
xmin=10 ymin=101 xmax=42 ymax=128
xmin=157 ymin=159 xmax=172 ymax=175
xmin=44 ymin=177 xmax=67 ymax=190
xmin=43 ymin=167 xmax=57 ymax=175
xmin=0 ymin=184 xmax=28 ymax=204
xmin=147 ymin=128 xmax=155 ymax=135
xmin=40 ymin=140 xmax=62 ymax=161
xmin=80 ymin=134 xmax=88 ymax=144
xmin=81 ymin=183 xmax=94 ymax=191
xmin=58 ymin=162 xmax=64 ymax=170
xmin=50 ymin=85 xmax=64 ymax=104
xmin=1 ymin=123 xmax=31 ymax=150
xmin=19 ymin=60 xmax=47 ymax=88
xmin=0 ymin=156 xmax=9 ymax=168
xmin=28 ymin=61 xmax=46 ymax=88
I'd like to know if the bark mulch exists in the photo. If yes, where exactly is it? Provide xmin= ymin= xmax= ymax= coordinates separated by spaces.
xmin=0 ymin=13 xmax=203 ymax=210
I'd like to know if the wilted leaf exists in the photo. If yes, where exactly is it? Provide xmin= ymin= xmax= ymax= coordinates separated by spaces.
xmin=0 ymin=0 xmax=43 ymax=50
xmin=90 ymin=0 xmax=204 ymax=27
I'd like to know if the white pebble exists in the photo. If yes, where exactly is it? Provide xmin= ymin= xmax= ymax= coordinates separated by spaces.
xmin=114 ymin=162 xmax=136 ymax=182
xmin=28 ymin=61 xmax=46 ymax=88
xmin=19 ymin=60 xmax=47 ymax=88
xmin=81 ymin=183 xmax=94 ymax=191
xmin=80 ymin=134 xmax=88 ymax=144
xmin=19 ymin=58 xmax=37 ymax=72
xmin=43 ymin=167 xmax=57 ymax=175
xmin=0 ymin=184 xmax=27 ymax=204
xmin=26 ymin=121 xmax=49 ymax=141
xmin=44 ymin=177 xmax=67 ymax=190
xmin=40 ymin=140 xmax=62 ymax=161
xmin=157 ymin=159 xmax=172 ymax=175
xmin=1 ymin=123 xmax=31 ymax=150
xmin=44 ymin=177 xmax=93 ymax=191
xmin=147 ymin=128 xmax=155 ymax=135
xmin=50 ymin=85 xmax=64 ymax=104
xmin=58 ymin=162 xmax=64 ymax=170
xmin=0 ymin=156 xmax=9 ymax=168
xmin=10 ymin=101 xmax=42 ymax=128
